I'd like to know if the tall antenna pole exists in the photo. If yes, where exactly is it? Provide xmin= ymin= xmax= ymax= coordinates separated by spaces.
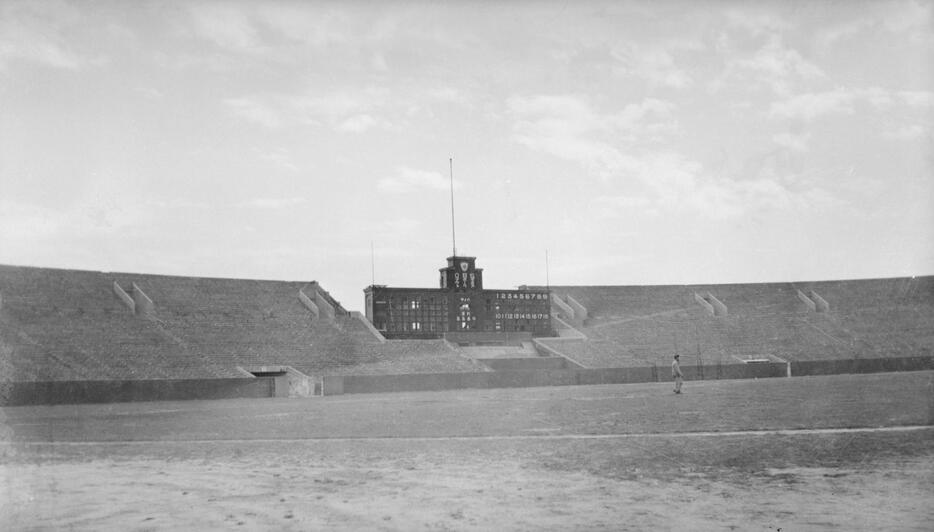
xmin=545 ymin=249 xmax=550 ymax=290
xmin=370 ymin=241 xmax=375 ymax=286
xmin=449 ymin=157 xmax=457 ymax=257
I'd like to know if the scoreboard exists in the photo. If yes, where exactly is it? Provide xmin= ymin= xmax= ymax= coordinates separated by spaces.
xmin=365 ymin=256 xmax=553 ymax=339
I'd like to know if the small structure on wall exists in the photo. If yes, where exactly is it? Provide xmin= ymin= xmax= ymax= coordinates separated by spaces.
xmin=364 ymin=256 xmax=554 ymax=340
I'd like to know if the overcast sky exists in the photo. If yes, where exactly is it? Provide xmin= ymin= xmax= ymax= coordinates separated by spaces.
xmin=1 ymin=0 xmax=932 ymax=311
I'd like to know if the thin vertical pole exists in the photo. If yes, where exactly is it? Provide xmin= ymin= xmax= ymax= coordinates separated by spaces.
xmin=545 ymin=249 xmax=550 ymax=290
xmin=449 ymin=157 xmax=457 ymax=257
xmin=371 ymin=241 xmax=375 ymax=286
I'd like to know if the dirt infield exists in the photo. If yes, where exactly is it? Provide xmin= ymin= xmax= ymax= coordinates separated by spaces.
xmin=2 ymin=372 xmax=934 ymax=530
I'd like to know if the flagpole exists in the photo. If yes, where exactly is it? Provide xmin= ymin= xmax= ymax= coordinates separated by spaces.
xmin=450 ymin=157 xmax=457 ymax=258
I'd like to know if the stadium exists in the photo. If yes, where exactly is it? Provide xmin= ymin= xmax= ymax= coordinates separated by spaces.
xmin=1 ymin=260 xmax=933 ymax=405
xmin=3 ymin=1 xmax=934 ymax=530
xmin=2 ymin=258 xmax=933 ymax=529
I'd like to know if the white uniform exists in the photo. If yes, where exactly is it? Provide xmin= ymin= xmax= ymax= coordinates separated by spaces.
xmin=672 ymin=358 xmax=683 ymax=393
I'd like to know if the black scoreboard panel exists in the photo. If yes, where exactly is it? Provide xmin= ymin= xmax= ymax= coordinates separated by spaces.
xmin=365 ymin=256 xmax=553 ymax=339
xmin=491 ymin=290 xmax=551 ymax=334
xmin=366 ymin=286 xmax=448 ymax=337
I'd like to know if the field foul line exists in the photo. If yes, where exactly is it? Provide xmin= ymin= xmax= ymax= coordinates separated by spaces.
xmin=5 ymin=425 xmax=932 ymax=446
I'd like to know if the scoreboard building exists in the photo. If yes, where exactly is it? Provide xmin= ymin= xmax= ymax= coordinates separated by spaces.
xmin=364 ymin=256 xmax=554 ymax=340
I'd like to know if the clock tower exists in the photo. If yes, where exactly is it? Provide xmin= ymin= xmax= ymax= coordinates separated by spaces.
xmin=439 ymin=256 xmax=483 ymax=291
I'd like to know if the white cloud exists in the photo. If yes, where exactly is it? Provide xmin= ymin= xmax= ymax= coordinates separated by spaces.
xmin=507 ymin=94 xmax=677 ymax=176
xmin=291 ymin=88 xmax=389 ymax=121
xmin=723 ymin=7 xmax=790 ymax=35
xmin=0 ymin=191 xmax=150 ymax=245
xmin=223 ymin=97 xmax=283 ymax=128
xmin=815 ymin=18 xmax=873 ymax=50
xmin=186 ymin=4 xmax=258 ymax=51
xmin=508 ymin=93 xmax=833 ymax=220
xmin=223 ymin=88 xmax=391 ymax=131
xmin=427 ymin=87 xmax=472 ymax=106
xmin=602 ymin=151 xmax=824 ymax=221
xmin=738 ymin=36 xmax=824 ymax=87
xmin=0 ymin=201 xmax=66 ymax=240
xmin=712 ymin=35 xmax=825 ymax=96
xmin=366 ymin=218 xmax=423 ymax=246
xmin=772 ymin=132 xmax=811 ymax=152
xmin=507 ymin=93 xmax=834 ymax=220
xmin=900 ymin=90 xmax=934 ymax=107
xmin=254 ymin=147 xmax=299 ymax=172
xmin=134 ymin=87 xmax=164 ymax=100
xmin=378 ymin=167 xmax=457 ymax=193
xmin=769 ymin=88 xmax=857 ymax=121
xmin=611 ymin=44 xmax=694 ymax=89
xmin=371 ymin=52 xmax=389 ymax=72
xmin=235 ymin=197 xmax=307 ymax=209
xmin=593 ymin=196 xmax=658 ymax=218
xmin=146 ymin=199 xmax=211 ymax=210
xmin=252 ymin=4 xmax=352 ymax=47
xmin=337 ymin=114 xmax=390 ymax=133
xmin=0 ymin=1 xmax=102 ymax=71
xmin=769 ymin=87 xmax=934 ymax=121
xmin=816 ymin=1 xmax=933 ymax=49
xmin=882 ymin=0 xmax=933 ymax=39
xmin=883 ymin=124 xmax=927 ymax=140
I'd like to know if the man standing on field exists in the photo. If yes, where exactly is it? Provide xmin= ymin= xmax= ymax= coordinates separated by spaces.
xmin=672 ymin=354 xmax=683 ymax=394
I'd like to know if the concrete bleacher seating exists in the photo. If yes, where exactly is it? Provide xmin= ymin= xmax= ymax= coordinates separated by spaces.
xmin=0 ymin=266 xmax=242 ymax=381
xmin=0 ymin=265 xmax=479 ymax=385
xmin=3 ymin=264 xmax=932 ymax=393
xmin=540 ymin=277 xmax=934 ymax=368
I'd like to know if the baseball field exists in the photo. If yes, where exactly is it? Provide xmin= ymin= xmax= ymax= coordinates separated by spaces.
xmin=2 ymin=371 xmax=933 ymax=530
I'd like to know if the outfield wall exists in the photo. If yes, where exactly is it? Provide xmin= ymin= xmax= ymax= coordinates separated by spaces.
xmin=323 ymin=361 xmax=789 ymax=395
xmin=790 ymin=356 xmax=934 ymax=376
xmin=322 ymin=357 xmax=934 ymax=396
xmin=1 ymin=377 xmax=276 ymax=406
xmin=478 ymin=357 xmax=575 ymax=371
xmin=6 ymin=358 xmax=931 ymax=403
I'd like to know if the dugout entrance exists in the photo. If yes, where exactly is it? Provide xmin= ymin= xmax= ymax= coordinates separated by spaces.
xmin=240 ymin=366 xmax=317 ymax=397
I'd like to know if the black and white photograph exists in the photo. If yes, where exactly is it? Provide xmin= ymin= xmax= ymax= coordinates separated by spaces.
xmin=1 ymin=0 xmax=932 ymax=529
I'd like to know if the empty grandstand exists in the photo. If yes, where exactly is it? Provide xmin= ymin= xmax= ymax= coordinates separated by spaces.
xmin=539 ymin=277 xmax=934 ymax=371
xmin=0 ymin=265 xmax=487 ymax=404
xmin=2 ymin=263 xmax=932 ymax=404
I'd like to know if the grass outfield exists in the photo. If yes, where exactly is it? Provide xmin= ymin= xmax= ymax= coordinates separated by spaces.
xmin=2 ymin=371 xmax=933 ymax=530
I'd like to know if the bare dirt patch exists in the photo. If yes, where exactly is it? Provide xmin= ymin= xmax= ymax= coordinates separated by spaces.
xmin=2 ymin=371 xmax=933 ymax=530
xmin=2 ymin=433 xmax=933 ymax=531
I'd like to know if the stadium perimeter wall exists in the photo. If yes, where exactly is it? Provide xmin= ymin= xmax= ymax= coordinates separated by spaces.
xmin=790 ymin=356 xmax=934 ymax=376
xmin=323 ymin=362 xmax=788 ymax=395
xmin=1 ymin=377 xmax=277 ymax=406
xmin=322 ymin=356 xmax=934 ymax=396
xmin=5 ymin=358 xmax=930 ymax=404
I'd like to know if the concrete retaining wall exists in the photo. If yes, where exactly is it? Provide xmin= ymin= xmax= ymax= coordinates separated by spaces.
xmin=131 ymin=283 xmax=154 ymax=316
xmin=694 ymin=292 xmax=715 ymax=315
xmin=445 ymin=331 xmax=532 ymax=345
xmin=791 ymin=356 xmax=934 ymax=376
xmin=323 ymin=361 xmax=790 ymax=395
xmin=352 ymin=310 xmax=386 ymax=343
xmin=478 ymin=357 xmax=571 ymax=371
xmin=566 ymin=295 xmax=588 ymax=322
xmin=298 ymin=289 xmax=319 ymax=319
xmin=113 ymin=281 xmax=135 ymax=312
xmin=551 ymin=296 xmax=576 ymax=322
xmin=311 ymin=283 xmax=336 ymax=321
xmin=322 ymin=356 xmax=934 ymax=396
xmin=1 ymin=377 xmax=275 ymax=406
